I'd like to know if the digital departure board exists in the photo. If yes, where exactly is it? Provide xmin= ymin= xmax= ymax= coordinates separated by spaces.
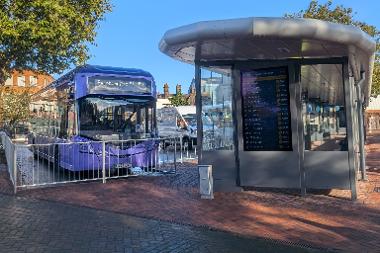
xmin=241 ymin=67 xmax=292 ymax=151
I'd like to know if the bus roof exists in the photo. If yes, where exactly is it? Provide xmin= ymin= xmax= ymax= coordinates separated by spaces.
xmin=74 ymin=65 xmax=154 ymax=77
xmin=34 ymin=64 xmax=155 ymax=98
xmin=55 ymin=64 xmax=153 ymax=85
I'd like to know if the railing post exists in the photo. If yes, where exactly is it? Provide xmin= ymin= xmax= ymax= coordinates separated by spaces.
xmin=156 ymin=140 xmax=160 ymax=170
xmin=180 ymin=135 xmax=183 ymax=163
xmin=102 ymin=141 xmax=106 ymax=184
xmin=13 ymin=144 xmax=17 ymax=194
xmin=173 ymin=137 xmax=177 ymax=173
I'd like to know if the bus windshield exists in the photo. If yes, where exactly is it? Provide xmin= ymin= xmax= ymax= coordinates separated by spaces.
xmin=78 ymin=96 xmax=155 ymax=140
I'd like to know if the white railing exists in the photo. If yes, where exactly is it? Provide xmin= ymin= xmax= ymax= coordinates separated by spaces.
xmin=0 ymin=133 xmax=197 ymax=192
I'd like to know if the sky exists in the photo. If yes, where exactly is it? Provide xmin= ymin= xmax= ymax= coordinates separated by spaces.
xmin=81 ymin=0 xmax=380 ymax=93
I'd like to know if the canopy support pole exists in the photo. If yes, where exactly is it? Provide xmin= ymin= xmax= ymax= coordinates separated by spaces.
xmin=355 ymin=72 xmax=367 ymax=181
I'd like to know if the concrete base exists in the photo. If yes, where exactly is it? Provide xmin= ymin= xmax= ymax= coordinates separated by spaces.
xmin=214 ymin=179 xmax=243 ymax=192
xmin=200 ymin=194 xmax=214 ymax=199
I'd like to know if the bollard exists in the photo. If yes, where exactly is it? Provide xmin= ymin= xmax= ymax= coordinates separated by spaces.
xmin=198 ymin=165 xmax=213 ymax=199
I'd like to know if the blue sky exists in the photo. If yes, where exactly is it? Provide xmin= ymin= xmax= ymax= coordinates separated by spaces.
xmin=83 ymin=0 xmax=379 ymax=93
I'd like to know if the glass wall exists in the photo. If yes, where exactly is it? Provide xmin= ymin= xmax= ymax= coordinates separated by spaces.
xmin=201 ymin=67 xmax=234 ymax=151
xmin=301 ymin=64 xmax=347 ymax=151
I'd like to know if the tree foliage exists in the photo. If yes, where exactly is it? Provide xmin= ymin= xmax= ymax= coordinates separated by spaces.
xmin=286 ymin=0 xmax=379 ymax=95
xmin=169 ymin=92 xmax=190 ymax=106
xmin=0 ymin=0 xmax=112 ymax=83
xmin=373 ymin=62 xmax=380 ymax=95
xmin=0 ymin=89 xmax=30 ymax=134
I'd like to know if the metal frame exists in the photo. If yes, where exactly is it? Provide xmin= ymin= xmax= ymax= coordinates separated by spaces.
xmin=195 ymin=64 xmax=202 ymax=164
xmin=195 ymin=57 xmax=358 ymax=197
xmin=355 ymin=72 xmax=367 ymax=181
xmin=236 ymin=62 xmax=300 ymax=188
xmin=294 ymin=63 xmax=306 ymax=196
xmin=197 ymin=57 xmax=348 ymax=67
xmin=232 ymin=67 xmax=241 ymax=186
xmin=343 ymin=62 xmax=358 ymax=200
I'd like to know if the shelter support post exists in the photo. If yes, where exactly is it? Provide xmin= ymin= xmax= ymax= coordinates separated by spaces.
xmin=195 ymin=64 xmax=203 ymax=163
xmin=343 ymin=63 xmax=357 ymax=200
xmin=232 ymin=67 xmax=241 ymax=187
xmin=295 ymin=64 xmax=306 ymax=196
xmin=355 ymin=72 xmax=367 ymax=181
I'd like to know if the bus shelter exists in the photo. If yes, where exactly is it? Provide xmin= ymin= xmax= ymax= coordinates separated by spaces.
xmin=159 ymin=17 xmax=376 ymax=199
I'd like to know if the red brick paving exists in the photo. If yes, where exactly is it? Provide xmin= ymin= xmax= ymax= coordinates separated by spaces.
xmin=1 ymin=137 xmax=380 ymax=252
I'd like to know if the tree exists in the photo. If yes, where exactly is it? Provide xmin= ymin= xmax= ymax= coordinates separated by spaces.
xmin=372 ymin=62 xmax=380 ymax=95
xmin=169 ymin=92 xmax=190 ymax=106
xmin=285 ymin=0 xmax=379 ymax=95
xmin=0 ymin=0 xmax=112 ymax=83
xmin=0 ymin=89 xmax=30 ymax=136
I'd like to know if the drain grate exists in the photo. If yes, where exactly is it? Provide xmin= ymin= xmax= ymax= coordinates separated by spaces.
xmin=374 ymin=187 xmax=380 ymax=193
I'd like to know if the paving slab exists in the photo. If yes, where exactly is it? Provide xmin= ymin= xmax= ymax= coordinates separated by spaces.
xmin=0 ymin=194 xmax=325 ymax=253
xmin=1 ymin=135 xmax=380 ymax=252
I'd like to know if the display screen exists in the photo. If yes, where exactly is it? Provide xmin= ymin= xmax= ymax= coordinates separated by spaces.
xmin=88 ymin=76 xmax=151 ymax=95
xmin=241 ymin=67 xmax=292 ymax=151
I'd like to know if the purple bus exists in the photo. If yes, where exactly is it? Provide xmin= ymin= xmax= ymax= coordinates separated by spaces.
xmin=28 ymin=65 xmax=158 ymax=172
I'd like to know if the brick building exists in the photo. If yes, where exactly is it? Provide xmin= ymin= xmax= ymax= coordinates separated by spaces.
xmin=0 ymin=70 xmax=54 ymax=137
xmin=366 ymin=96 xmax=380 ymax=132
xmin=1 ymin=70 xmax=54 ymax=94
xmin=157 ymin=81 xmax=196 ymax=106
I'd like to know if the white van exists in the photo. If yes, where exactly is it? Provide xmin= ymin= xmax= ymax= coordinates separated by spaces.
xmin=157 ymin=106 xmax=197 ymax=149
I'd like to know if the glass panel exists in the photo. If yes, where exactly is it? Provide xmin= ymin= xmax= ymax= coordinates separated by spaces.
xmin=67 ymin=103 xmax=76 ymax=137
xmin=241 ymin=67 xmax=292 ymax=151
xmin=201 ymin=66 xmax=234 ymax=151
xmin=301 ymin=64 xmax=347 ymax=151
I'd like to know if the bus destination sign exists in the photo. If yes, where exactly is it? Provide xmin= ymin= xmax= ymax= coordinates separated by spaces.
xmin=88 ymin=76 xmax=151 ymax=95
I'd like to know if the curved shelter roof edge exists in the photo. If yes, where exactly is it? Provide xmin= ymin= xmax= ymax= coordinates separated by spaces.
xmin=159 ymin=17 xmax=376 ymax=61
xmin=159 ymin=17 xmax=376 ymax=103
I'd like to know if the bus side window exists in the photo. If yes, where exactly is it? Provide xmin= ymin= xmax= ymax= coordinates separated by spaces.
xmin=58 ymin=103 xmax=68 ymax=139
xmin=67 ymin=103 xmax=76 ymax=137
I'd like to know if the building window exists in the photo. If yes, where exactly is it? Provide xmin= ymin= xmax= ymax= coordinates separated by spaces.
xmin=30 ymin=76 xmax=38 ymax=86
xmin=44 ymin=78 xmax=48 ymax=87
xmin=17 ymin=75 xmax=26 ymax=87
xmin=4 ymin=76 xmax=13 ymax=86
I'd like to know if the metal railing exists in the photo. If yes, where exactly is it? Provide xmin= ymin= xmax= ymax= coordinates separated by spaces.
xmin=0 ymin=132 xmax=197 ymax=192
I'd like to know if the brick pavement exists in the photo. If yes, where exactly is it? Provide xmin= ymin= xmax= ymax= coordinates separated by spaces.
xmin=0 ymin=194 xmax=324 ymax=253
xmin=1 ymin=135 xmax=380 ymax=252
